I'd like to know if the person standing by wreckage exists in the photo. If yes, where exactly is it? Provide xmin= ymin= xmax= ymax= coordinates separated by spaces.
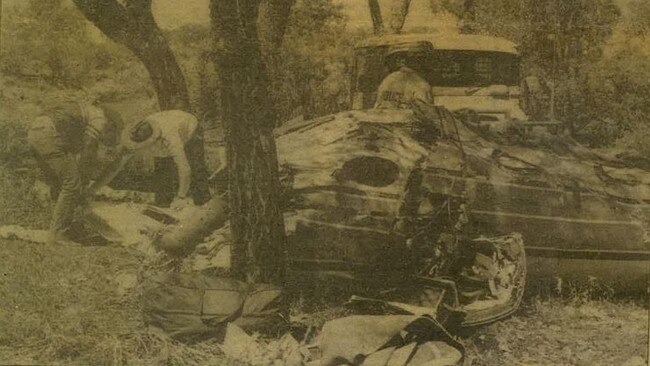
xmin=85 ymin=110 xmax=211 ymax=211
xmin=374 ymin=44 xmax=434 ymax=109
xmin=27 ymin=99 xmax=125 ymax=244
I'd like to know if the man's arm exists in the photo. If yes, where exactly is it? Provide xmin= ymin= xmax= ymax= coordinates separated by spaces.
xmin=84 ymin=147 xmax=133 ymax=198
xmin=78 ymin=138 xmax=99 ymax=187
xmin=79 ymin=106 xmax=110 ymax=186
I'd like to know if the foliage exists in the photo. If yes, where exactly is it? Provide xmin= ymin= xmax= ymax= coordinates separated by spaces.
xmin=462 ymin=0 xmax=629 ymax=146
xmin=190 ymin=0 xmax=356 ymax=125
xmin=0 ymin=0 xmax=108 ymax=88
xmin=597 ymin=10 xmax=650 ymax=150
xmin=268 ymin=0 xmax=359 ymax=120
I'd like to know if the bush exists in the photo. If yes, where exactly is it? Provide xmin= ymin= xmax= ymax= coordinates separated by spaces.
xmin=267 ymin=0 xmax=360 ymax=121
xmin=0 ymin=1 xmax=106 ymax=88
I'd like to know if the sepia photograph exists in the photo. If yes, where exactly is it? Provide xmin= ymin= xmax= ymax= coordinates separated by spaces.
xmin=0 ymin=0 xmax=648 ymax=365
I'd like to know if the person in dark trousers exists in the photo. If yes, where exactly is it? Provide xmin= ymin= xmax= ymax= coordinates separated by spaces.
xmin=86 ymin=110 xmax=211 ymax=210
xmin=27 ymin=100 xmax=124 ymax=244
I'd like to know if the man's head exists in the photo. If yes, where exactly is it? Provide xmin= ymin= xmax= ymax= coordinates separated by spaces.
xmin=129 ymin=120 xmax=154 ymax=144
xmin=120 ymin=118 xmax=161 ymax=152
xmin=384 ymin=43 xmax=430 ymax=73
xmin=386 ymin=51 xmax=426 ymax=73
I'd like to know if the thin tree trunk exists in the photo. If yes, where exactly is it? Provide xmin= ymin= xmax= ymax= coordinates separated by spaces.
xmin=368 ymin=0 xmax=385 ymax=34
xmin=210 ymin=0 xmax=287 ymax=285
xmin=389 ymin=0 xmax=412 ymax=34
xmin=460 ymin=0 xmax=476 ymax=34
xmin=72 ymin=0 xmax=190 ymax=110
xmin=259 ymin=0 xmax=295 ymax=49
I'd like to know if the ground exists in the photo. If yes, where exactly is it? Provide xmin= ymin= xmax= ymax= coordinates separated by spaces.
xmin=0 ymin=239 xmax=241 ymax=366
xmin=0 ymin=234 xmax=647 ymax=366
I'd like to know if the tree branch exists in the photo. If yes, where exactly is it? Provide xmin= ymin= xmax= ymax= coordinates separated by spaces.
xmin=389 ymin=0 xmax=412 ymax=34
xmin=71 ymin=0 xmax=132 ymax=43
xmin=368 ymin=0 xmax=384 ymax=35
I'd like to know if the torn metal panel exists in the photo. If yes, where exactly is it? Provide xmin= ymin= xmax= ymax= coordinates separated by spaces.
xmin=276 ymin=106 xmax=650 ymax=268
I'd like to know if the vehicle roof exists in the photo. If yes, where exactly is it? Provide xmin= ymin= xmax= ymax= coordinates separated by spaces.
xmin=355 ymin=33 xmax=519 ymax=55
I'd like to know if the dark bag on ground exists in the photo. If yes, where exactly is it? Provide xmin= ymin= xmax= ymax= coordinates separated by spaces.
xmin=143 ymin=272 xmax=283 ymax=339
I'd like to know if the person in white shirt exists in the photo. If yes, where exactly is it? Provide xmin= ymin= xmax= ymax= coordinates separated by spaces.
xmin=374 ymin=45 xmax=433 ymax=109
xmin=86 ymin=110 xmax=211 ymax=209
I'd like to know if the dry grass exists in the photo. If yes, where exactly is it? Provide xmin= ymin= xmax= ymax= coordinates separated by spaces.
xmin=0 ymin=239 xmax=243 ymax=365
xmin=0 ymin=167 xmax=50 ymax=229
xmin=1 ymin=236 xmax=648 ymax=366
xmin=466 ymin=297 xmax=648 ymax=366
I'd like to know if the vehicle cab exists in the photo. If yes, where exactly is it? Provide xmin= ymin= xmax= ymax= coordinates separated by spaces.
xmin=350 ymin=33 xmax=535 ymax=128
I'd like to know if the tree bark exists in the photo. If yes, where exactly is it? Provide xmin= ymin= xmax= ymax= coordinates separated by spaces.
xmin=388 ymin=0 xmax=412 ymax=34
xmin=368 ymin=0 xmax=385 ymax=35
xmin=460 ymin=0 xmax=476 ymax=34
xmin=210 ymin=0 xmax=287 ymax=285
xmin=72 ymin=0 xmax=189 ymax=110
xmin=259 ymin=0 xmax=295 ymax=49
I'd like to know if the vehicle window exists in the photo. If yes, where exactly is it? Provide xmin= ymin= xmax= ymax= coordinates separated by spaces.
xmin=425 ymin=50 xmax=519 ymax=87
xmin=475 ymin=56 xmax=493 ymax=82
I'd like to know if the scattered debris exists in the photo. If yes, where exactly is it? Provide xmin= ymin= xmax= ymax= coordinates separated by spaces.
xmin=317 ymin=314 xmax=466 ymax=366
xmin=348 ymin=295 xmax=439 ymax=318
xmin=220 ymin=323 xmax=306 ymax=366
xmin=385 ymin=342 xmax=417 ymax=366
xmin=408 ymin=341 xmax=463 ymax=366
xmin=94 ymin=186 xmax=156 ymax=204
xmin=183 ymin=223 xmax=231 ymax=271
xmin=318 ymin=315 xmax=417 ymax=365
xmin=0 ymin=225 xmax=48 ymax=244
xmin=89 ymin=201 xmax=163 ymax=255
xmin=457 ymin=234 xmax=526 ymax=315
xmin=362 ymin=346 xmax=397 ymax=366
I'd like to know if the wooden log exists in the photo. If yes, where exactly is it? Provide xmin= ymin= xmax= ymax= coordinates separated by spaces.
xmin=154 ymin=196 xmax=229 ymax=256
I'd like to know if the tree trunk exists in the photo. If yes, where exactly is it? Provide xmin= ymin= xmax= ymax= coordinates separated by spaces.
xmin=259 ymin=0 xmax=295 ymax=49
xmin=368 ymin=0 xmax=385 ymax=34
xmin=460 ymin=0 xmax=476 ymax=33
xmin=388 ymin=0 xmax=412 ymax=34
xmin=210 ymin=0 xmax=287 ymax=285
xmin=133 ymin=34 xmax=191 ymax=111
xmin=72 ymin=0 xmax=189 ymax=110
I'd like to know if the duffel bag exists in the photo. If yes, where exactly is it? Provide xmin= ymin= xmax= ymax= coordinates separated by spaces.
xmin=143 ymin=272 xmax=283 ymax=339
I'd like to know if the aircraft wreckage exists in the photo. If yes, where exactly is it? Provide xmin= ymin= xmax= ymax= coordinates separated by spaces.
xmin=270 ymin=33 xmax=650 ymax=324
